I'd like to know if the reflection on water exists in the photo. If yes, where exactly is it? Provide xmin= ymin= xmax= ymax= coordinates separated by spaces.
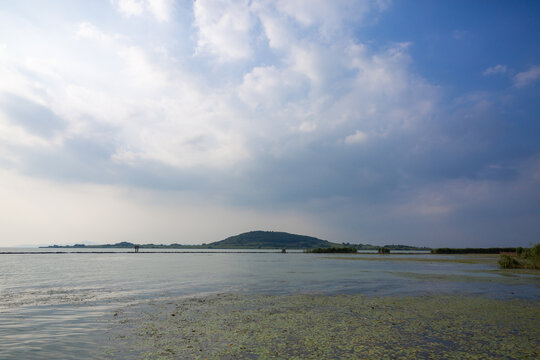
xmin=0 ymin=250 xmax=538 ymax=359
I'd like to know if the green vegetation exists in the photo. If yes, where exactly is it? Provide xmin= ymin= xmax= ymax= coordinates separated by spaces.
xmin=304 ymin=247 xmax=358 ymax=253
xmin=498 ymin=255 xmax=521 ymax=269
xmin=378 ymin=247 xmax=390 ymax=254
xmin=207 ymin=231 xmax=342 ymax=249
xmin=431 ymin=247 xmax=516 ymax=254
xmin=106 ymin=293 xmax=540 ymax=359
xmin=498 ymin=243 xmax=540 ymax=269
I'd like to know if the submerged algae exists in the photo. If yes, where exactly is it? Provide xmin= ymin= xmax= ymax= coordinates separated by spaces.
xmin=105 ymin=293 xmax=539 ymax=359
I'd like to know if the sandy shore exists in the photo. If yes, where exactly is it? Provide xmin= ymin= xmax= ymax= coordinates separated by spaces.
xmin=102 ymin=292 xmax=539 ymax=359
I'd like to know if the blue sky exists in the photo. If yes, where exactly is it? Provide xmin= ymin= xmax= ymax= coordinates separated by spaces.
xmin=0 ymin=0 xmax=539 ymax=247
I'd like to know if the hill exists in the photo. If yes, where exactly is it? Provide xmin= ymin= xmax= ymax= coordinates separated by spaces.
xmin=206 ymin=231 xmax=340 ymax=249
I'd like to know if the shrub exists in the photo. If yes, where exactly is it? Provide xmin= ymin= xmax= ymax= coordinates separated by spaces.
xmin=498 ymin=254 xmax=521 ymax=269
xmin=520 ymin=243 xmax=540 ymax=269
xmin=530 ymin=243 xmax=540 ymax=258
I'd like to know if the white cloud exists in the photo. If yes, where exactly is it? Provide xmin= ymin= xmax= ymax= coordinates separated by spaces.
xmin=273 ymin=0 xmax=371 ymax=39
xmin=0 ymin=115 xmax=52 ymax=149
xmin=257 ymin=12 xmax=292 ymax=49
xmin=147 ymin=0 xmax=174 ymax=22
xmin=193 ymin=0 xmax=254 ymax=61
xmin=344 ymin=130 xmax=368 ymax=144
xmin=76 ymin=22 xmax=120 ymax=45
xmin=117 ymin=46 xmax=169 ymax=90
xmin=232 ymin=8 xmax=437 ymax=153
xmin=237 ymin=65 xmax=308 ymax=109
xmin=111 ymin=0 xmax=144 ymax=17
xmin=110 ymin=0 xmax=173 ymax=22
xmin=482 ymin=64 xmax=507 ymax=76
xmin=299 ymin=121 xmax=317 ymax=133
xmin=0 ymin=20 xmax=251 ymax=169
xmin=289 ymin=45 xmax=324 ymax=85
xmin=0 ymin=1 xmax=437 ymax=174
xmin=513 ymin=65 xmax=540 ymax=88
xmin=2 ymin=6 xmax=432 ymax=183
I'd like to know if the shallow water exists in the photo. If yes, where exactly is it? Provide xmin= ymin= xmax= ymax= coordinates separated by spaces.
xmin=0 ymin=250 xmax=538 ymax=359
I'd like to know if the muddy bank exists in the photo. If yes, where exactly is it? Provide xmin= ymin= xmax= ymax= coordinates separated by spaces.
xmin=103 ymin=293 xmax=539 ymax=359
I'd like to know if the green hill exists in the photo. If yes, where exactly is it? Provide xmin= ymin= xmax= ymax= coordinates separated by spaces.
xmin=207 ymin=231 xmax=340 ymax=249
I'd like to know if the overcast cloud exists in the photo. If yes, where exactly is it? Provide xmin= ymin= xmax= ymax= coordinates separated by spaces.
xmin=1 ymin=0 xmax=539 ymax=247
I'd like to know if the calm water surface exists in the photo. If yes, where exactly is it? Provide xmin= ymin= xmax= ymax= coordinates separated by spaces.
xmin=0 ymin=249 xmax=538 ymax=359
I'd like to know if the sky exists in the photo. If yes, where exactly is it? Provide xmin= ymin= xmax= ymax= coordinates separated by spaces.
xmin=1 ymin=0 xmax=539 ymax=248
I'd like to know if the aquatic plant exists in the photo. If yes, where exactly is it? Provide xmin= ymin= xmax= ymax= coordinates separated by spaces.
xmin=498 ymin=254 xmax=521 ymax=269
xmin=377 ymin=247 xmax=390 ymax=254
xmin=525 ymin=243 xmax=540 ymax=259
xmin=106 ymin=293 xmax=540 ymax=359
xmin=498 ymin=243 xmax=540 ymax=269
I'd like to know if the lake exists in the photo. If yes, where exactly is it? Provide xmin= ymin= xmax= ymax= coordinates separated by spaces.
xmin=1 ymin=249 xmax=538 ymax=359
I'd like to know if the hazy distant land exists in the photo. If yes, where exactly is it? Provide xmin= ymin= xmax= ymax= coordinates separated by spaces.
xmin=41 ymin=230 xmax=431 ymax=251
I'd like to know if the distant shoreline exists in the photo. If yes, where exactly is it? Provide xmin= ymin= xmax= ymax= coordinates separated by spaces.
xmin=37 ymin=231 xmax=433 ymax=251
xmin=1 ymin=250 xmax=434 ymax=255
xmin=39 ymin=243 xmax=431 ymax=251
xmin=1 ymin=250 xmax=286 ymax=254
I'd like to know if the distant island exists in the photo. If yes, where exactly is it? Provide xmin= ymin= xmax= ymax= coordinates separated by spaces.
xmin=41 ymin=230 xmax=431 ymax=251
xmin=207 ymin=231 xmax=339 ymax=249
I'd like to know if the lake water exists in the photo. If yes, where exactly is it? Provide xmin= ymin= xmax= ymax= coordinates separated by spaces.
xmin=1 ymin=249 xmax=538 ymax=359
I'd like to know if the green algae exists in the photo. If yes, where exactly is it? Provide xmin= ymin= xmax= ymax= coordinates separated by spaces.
xmin=105 ymin=293 xmax=540 ymax=359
